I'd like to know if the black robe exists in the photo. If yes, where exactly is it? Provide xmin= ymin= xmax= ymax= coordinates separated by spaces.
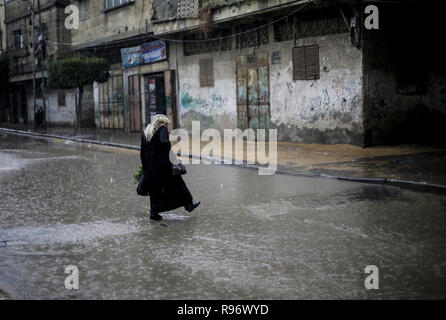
xmin=140 ymin=125 xmax=193 ymax=213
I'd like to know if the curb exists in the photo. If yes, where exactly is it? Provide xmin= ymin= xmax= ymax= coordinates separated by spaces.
xmin=2 ymin=127 xmax=446 ymax=195
xmin=0 ymin=127 xmax=140 ymax=150
xmin=320 ymin=174 xmax=446 ymax=195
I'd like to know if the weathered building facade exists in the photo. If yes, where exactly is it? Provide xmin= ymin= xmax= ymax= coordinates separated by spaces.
xmin=151 ymin=0 xmax=446 ymax=146
xmin=1 ymin=0 xmax=444 ymax=146
xmin=149 ymin=0 xmax=363 ymax=144
xmin=3 ymin=0 xmax=74 ymax=125
xmin=71 ymin=0 xmax=181 ymax=132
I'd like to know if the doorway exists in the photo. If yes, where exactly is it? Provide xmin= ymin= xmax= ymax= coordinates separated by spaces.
xmin=144 ymin=73 xmax=166 ymax=124
xmin=98 ymin=74 xmax=124 ymax=129
xmin=8 ymin=85 xmax=27 ymax=124
xmin=236 ymin=52 xmax=270 ymax=131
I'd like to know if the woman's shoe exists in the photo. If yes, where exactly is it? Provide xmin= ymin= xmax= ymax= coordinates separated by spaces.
xmin=150 ymin=212 xmax=162 ymax=220
xmin=185 ymin=200 xmax=200 ymax=212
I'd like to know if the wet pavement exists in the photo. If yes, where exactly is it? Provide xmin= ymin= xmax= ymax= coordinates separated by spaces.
xmin=3 ymin=124 xmax=446 ymax=187
xmin=1 ymin=132 xmax=446 ymax=299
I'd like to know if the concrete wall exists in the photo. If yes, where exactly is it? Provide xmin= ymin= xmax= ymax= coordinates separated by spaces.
xmin=25 ymin=84 xmax=94 ymax=127
xmin=71 ymin=0 xmax=153 ymax=45
xmin=154 ymin=0 xmax=309 ymax=35
xmin=174 ymin=26 xmax=364 ymax=144
xmin=270 ymin=32 xmax=363 ymax=144
xmin=174 ymin=41 xmax=237 ymax=133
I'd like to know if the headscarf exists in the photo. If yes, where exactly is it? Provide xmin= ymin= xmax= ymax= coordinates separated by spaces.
xmin=143 ymin=114 xmax=170 ymax=141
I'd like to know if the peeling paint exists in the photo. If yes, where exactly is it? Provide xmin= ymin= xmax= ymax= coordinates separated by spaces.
xmin=173 ymin=29 xmax=363 ymax=143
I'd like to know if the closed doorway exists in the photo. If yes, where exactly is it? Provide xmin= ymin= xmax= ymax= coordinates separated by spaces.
xmin=8 ymin=85 xmax=27 ymax=124
xmin=236 ymin=52 xmax=270 ymax=131
xmin=144 ymin=73 xmax=166 ymax=124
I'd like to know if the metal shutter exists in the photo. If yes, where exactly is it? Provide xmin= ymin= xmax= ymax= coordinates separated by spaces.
xmin=199 ymin=58 xmax=214 ymax=87
xmin=305 ymin=45 xmax=320 ymax=80
xmin=199 ymin=59 xmax=207 ymax=87
xmin=292 ymin=47 xmax=306 ymax=80
xmin=293 ymin=45 xmax=320 ymax=81
xmin=206 ymin=58 xmax=214 ymax=87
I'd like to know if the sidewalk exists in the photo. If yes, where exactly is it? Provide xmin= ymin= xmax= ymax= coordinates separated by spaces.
xmin=2 ymin=123 xmax=446 ymax=193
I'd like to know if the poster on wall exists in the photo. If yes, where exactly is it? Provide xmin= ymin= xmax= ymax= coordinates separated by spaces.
xmin=121 ymin=46 xmax=142 ymax=68
xmin=141 ymin=40 xmax=167 ymax=64
xmin=271 ymin=51 xmax=281 ymax=64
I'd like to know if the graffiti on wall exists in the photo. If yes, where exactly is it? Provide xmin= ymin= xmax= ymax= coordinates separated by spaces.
xmin=180 ymin=80 xmax=228 ymax=111
xmin=270 ymin=72 xmax=361 ymax=127
xmin=331 ymin=77 xmax=356 ymax=104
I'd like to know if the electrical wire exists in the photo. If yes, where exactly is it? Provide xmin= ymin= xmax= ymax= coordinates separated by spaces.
xmin=17 ymin=0 xmax=417 ymax=48
xmin=45 ymin=0 xmax=312 ymax=48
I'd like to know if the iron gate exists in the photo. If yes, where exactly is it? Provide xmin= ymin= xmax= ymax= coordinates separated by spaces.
xmin=128 ymin=74 xmax=142 ymax=132
xmin=98 ymin=74 xmax=124 ymax=129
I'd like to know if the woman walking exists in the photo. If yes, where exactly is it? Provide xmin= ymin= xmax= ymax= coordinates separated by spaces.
xmin=140 ymin=114 xmax=200 ymax=220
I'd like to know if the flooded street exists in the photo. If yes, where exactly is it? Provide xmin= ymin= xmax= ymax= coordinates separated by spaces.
xmin=1 ymin=132 xmax=446 ymax=299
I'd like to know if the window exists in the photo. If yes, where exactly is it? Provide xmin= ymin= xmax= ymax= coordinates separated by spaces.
xmin=274 ymin=9 xmax=349 ymax=43
xmin=183 ymin=28 xmax=232 ymax=56
xmin=80 ymin=0 xmax=90 ymax=21
xmin=58 ymin=92 xmax=66 ymax=107
xmin=105 ymin=0 xmax=131 ymax=9
xmin=199 ymin=58 xmax=214 ymax=87
xmin=14 ymin=30 xmax=24 ymax=49
xmin=273 ymin=20 xmax=294 ymax=42
xmin=236 ymin=24 xmax=269 ymax=49
xmin=292 ymin=45 xmax=320 ymax=81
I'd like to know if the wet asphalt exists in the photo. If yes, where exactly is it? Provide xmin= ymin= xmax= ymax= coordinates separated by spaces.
xmin=0 ymin=133 xmax=446 ymax=299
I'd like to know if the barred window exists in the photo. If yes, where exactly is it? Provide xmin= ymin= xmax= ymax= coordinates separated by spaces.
xmin=274 ymin=9 xmax=350 ymax=43
xmin=274 ymin=19 xmax=294 ymax=42
xmin=293 ymin=45 xmax=320 ymax=81
xmin=236 ymin=24 xmax=269 ymax=49
xmin=183 ymin=29 xmax=232 ymax=56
